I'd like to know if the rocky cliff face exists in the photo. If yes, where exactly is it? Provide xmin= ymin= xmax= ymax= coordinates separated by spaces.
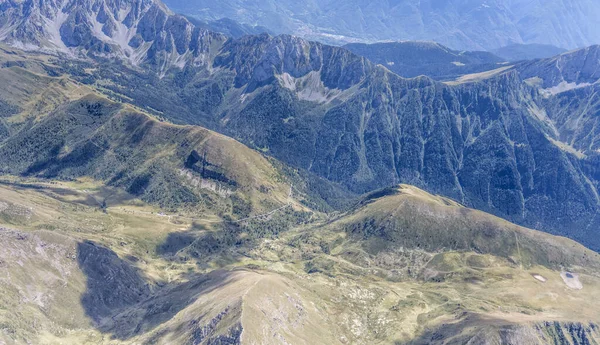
xmin=60 ymin=29 xmax=600 ymax=251
xmin=300 ymin=68 xmax=599 ymax=249
xmin=192 ymin=36 xmax=600 ymax=250
xmin=518 ymin=45 xmax=600 ymax=88
xmin=0 ymin=0 xmax=226 ymax=72
xmin=411 ymin=318 xmax=600 ymax=345
xmin=515 ymin=46 xmax=600 ymax=157
xmin=213 ymin=33 xmax=372 ymax=91
xmin=3 ymin=0 xmax=600 ymax=253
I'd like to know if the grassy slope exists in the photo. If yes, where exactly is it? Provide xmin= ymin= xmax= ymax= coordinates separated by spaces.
xmin=1 ymin=180 xmax=600 ymax=344
xmin=0 ymin=44 xmax=350 ymax=221
xmin=333 ymin=185 xmax=600 ymax=273
xmin=1 ymin=45 xmax=600 ymax=345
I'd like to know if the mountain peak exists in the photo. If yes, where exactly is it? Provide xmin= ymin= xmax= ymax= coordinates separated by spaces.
xmin=0 ymin=0 xmax=226 ymax=71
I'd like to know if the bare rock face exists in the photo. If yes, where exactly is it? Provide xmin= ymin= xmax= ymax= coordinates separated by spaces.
xmin=213 ymin=34 xmax=372 ymax=91
xmin=410 ymin=317 xmax=600 ymax=345
xmin=0 ymin=0 xmax=226 ymax=72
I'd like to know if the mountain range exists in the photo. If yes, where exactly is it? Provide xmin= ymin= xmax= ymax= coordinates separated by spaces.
xmin=0 ymin=0 xmax=226 ymax=73
xmin=3 ymin=0 xmax=600 ymax=251
xmin=491 ymin=44 xmax=568 ymax=62
xmin=162 ymin=0 xmax=600 ymax=50
xmin=1 ymin=0 xmax=600 ymax=344
xmin=343 ymin=41 xmax=506 ymax=80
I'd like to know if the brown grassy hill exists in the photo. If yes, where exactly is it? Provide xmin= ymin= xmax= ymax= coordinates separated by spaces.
xmin=2 ymin=180 xmax=600 ymax=344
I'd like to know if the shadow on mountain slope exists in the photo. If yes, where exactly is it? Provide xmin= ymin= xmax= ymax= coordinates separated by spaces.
xmin=77 ymin=241 xmax=151 ymax=326
xmin=76 ymin=240 xmax=246 ymax=341
xmin=76 ymin=196 xmax=313 ymax=339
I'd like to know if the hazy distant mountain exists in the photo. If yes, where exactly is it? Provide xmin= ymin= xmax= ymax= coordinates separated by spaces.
xmin=185 ymin=16 xmax=273 ymax=39
xmin=491 ymin=44 xmax=568 ymax=62
xmin=344 ymin=41 xmax=505 ymax=80
xmin=163 ymin=0 xmax=600 ymax=50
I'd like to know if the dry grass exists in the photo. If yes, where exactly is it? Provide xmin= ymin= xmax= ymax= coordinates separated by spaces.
xmin=444 ymin=65 xmax=514 ymax=85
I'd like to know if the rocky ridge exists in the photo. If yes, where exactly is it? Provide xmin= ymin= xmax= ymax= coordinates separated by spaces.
xmin=37 ymin=28 xmax=600 ymax=251
xmin=0 ymin=0 xmax=227 ymax=73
